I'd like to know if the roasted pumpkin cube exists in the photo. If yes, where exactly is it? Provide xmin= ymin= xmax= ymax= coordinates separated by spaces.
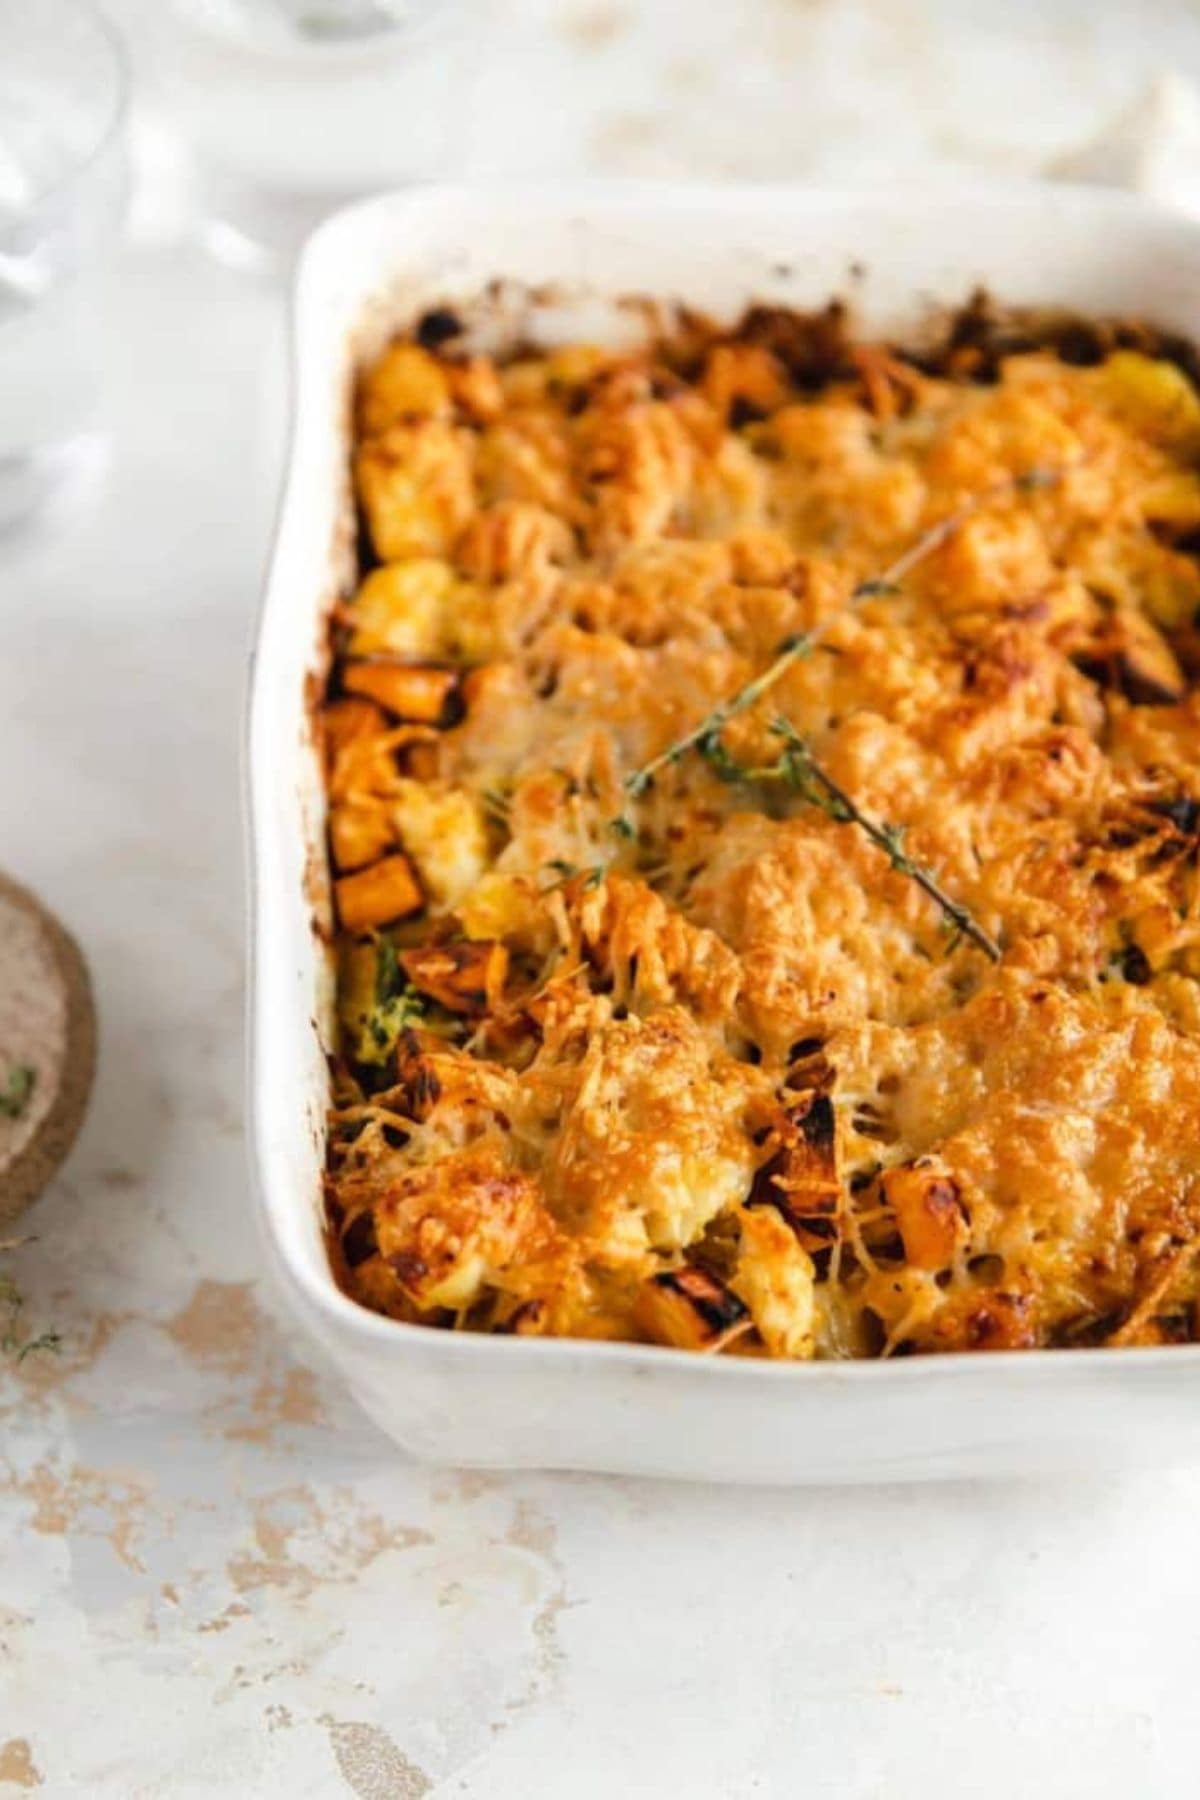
xmin=343 ymin=660 xmax=462 ymax=725
xmin=635 ymin=1266 xmax=749 ymax=1352
xmin=963 ymin=1291 xmax=1038 ymax=1352
xmin=358 ymin=342 xmax=452 ymax=435
xmin=335 ymin=853 xmax=423 ymax=933
xmin=702 ymin=342 xmax=790 ymax=422
xmin=321 ymin=697 xmax=387 ymax=769
xmin=329 ymin=800 xmax=395 ymax=872
xmin=402 ymin=740 xmax=441 ymax=782
xmin=399 ymin=940 xmax=509 ymax=1014
xmin=883 ymin=1162 xmax=968 ymax=1271
xmin=747 ymin=1088 xmax=841 ymax=1251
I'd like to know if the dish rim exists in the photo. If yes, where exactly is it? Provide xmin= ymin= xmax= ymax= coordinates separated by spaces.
xmin=247 ymin=176 xmax=1200 ymax=1387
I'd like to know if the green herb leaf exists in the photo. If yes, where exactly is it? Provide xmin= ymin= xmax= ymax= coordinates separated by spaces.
xmin=697 ymin=729 xmax=746 ymax=784
xmin=0 ymin=1268 xmax=60 ymax=1363
xmin=481 ymin=786 xmax=512 ymax=825
xmin=16 ymin=1328 xmax=61 ymax=1363
xmin=350 ymin=941 xmax=426 ymax=1065
xmin=0 ymin=1065 xmax=34 ymax=1121
xmin=375 ymin=936 xmax=404 ymax=1002
xmin=608 ymin=467 xmax=1069 ymax=963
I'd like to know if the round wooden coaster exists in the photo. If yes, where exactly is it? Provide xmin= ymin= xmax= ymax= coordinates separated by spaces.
xmin=0 ymin=872 xmax=96 ymax=1225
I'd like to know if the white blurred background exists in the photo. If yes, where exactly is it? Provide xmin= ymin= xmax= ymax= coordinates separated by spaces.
xmin=109 ymin=0 xmax=1200 ymax=205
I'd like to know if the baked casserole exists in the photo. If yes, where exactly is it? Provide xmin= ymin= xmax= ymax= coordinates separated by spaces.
xmin=320 ymin=296 xmax=1200 ymax=1360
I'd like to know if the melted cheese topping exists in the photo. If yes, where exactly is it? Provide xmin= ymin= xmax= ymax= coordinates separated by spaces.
xmin=323 ymin=312 xmax=1200 ymax=1357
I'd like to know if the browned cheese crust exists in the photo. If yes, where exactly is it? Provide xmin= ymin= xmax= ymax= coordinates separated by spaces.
xmin=321 ymin=300 xmax=1200 ymax=1358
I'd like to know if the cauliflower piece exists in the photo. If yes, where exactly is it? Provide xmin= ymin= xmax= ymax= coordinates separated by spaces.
xmin=458 ymin=871 xmax=536 ymax=942
xmin=356 ymin=420 xmax=476 ymax=561
xmin=391 ymin=779 xmax=488 ymax=910
xmin=732 ymin=1204 xmax=816 ymax=1359
xmin=347 ymin=559 xmax=459 ymax=657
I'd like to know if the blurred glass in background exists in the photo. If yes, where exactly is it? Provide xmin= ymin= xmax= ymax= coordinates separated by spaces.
xmin=142 ymin=0 xmax=465 ymax=265
xmin=0 ymin=0 xmax=128 ymax=534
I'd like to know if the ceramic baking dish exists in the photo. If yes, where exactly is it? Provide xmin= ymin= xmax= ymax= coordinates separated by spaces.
xmin=248 ymin=180 xmax=1200 ymax=1483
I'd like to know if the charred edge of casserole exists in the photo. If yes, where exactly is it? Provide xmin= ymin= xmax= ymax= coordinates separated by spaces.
xmin=429 ymin=289 xmax=1200 ymax=398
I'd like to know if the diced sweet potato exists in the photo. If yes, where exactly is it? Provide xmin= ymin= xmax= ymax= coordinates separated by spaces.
xmin=399 ymin=940 xmax=509 ymax=1014
xmin=329 ymin=800 xmax=395 ymax=873
xmin=635 ymin=1266 xmax=749 ymax=1352
xmin=320 ymin=697 xmax=387 ymax=769
xmin=358 ymin=343 xmax=451 ymax=436
xmin=747 ymin=1087 xmax=841 ymax=1251
xmin=402 ymin=741 xmax=441 ymax=782
xmin=335 ymin=854 xmax=423 ymax=933
xmin=964 ymin=1292 xmax=1037 ymax=1351
xmin=883 ymin=1162 xmax=968 ymax=1271
xmin=343 ymin=659 xmax=462 ymax=725
xmin=702 ymin=343 xmax=790 ymax=423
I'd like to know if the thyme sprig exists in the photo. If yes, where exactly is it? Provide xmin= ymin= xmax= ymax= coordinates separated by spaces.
xmin=723 ymin=719 xmax=1001 ymax=960
xmin=606 ymin=463 xmax=1068 ymax=952
xmin=0 ymin=1249 xmax=60 ymax=1363
xmin=617 ymin=462 xmax=1067 ymax=820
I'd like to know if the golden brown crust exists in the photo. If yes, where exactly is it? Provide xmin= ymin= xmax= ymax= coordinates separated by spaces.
xmin=322 ymin=308 xmax=1200 ymax=1358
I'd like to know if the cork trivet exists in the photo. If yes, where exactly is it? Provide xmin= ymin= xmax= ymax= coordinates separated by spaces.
xmin=0 ymin=872 xmax=96 ymax=1224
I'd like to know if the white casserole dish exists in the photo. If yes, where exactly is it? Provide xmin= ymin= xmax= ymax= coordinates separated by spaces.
xmin=249 ymin=180 xmax=1200 ymax=1483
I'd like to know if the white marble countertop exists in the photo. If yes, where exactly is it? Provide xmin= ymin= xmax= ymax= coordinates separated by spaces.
xmin=4 ymin=2 xmax=1200 ymax=1793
